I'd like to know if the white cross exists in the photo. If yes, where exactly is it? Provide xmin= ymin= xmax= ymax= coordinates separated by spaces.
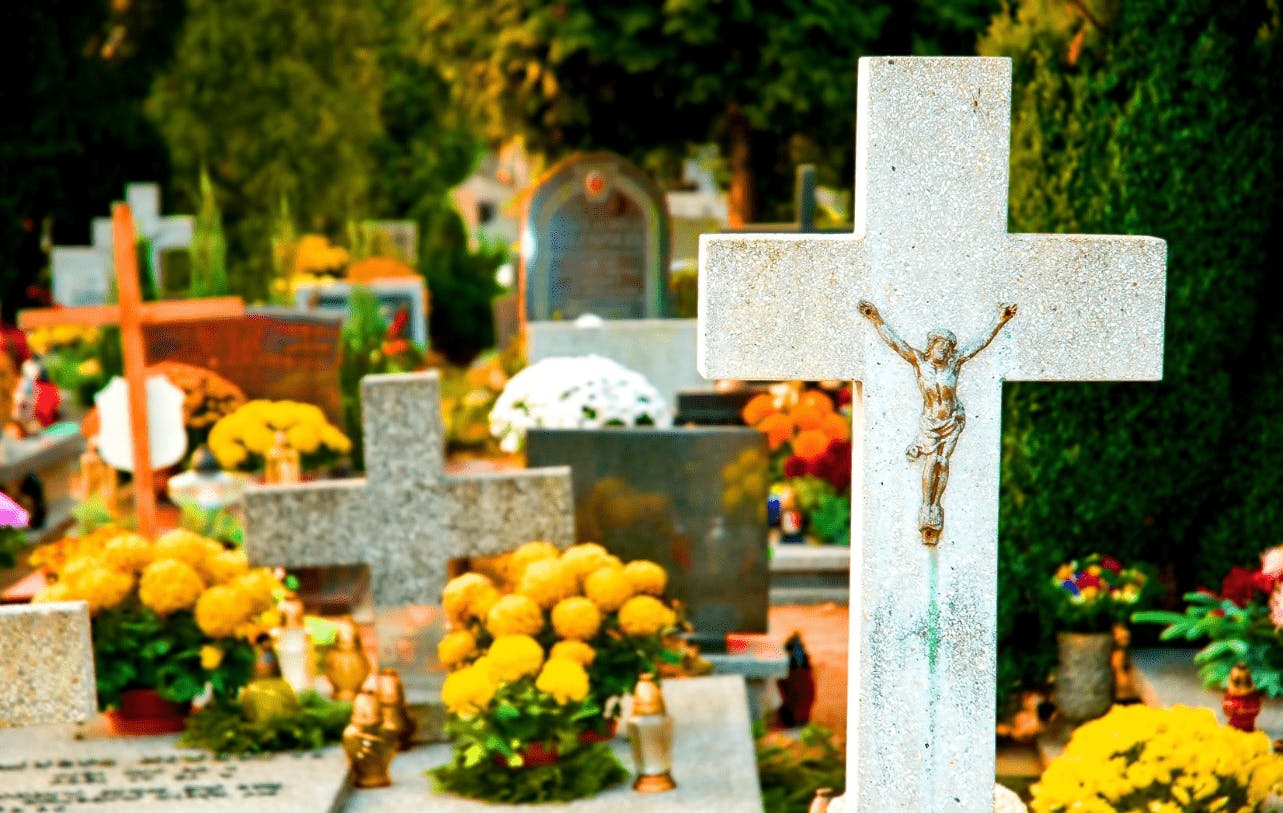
xmin=93 ymin=184 xmax=194 ymax=288
xmin=698 ymin=57 xmax=1165 ymax=811
xmin=242 ymin=372 xmax=576 ymax=606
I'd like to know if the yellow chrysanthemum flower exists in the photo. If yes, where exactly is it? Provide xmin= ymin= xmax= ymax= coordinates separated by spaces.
xmin=437 ymin=630 xmax=478 ymax=668
xmin=195 ymin=584 xmax=254 ymax=639
xmin=518 ymin=558 xmax=578 ymax=609
xmin=101 ymin=533 xmax=154 ymax=574
xmin=485 ymin=594 xmax=545 ymax=638
xmin=320 ymin=425 xmax=352 ymax=454
xmin=286 ymin=423 xmax=320 ymax=455
xmin=139 ymin=559 xmax=206 ymax=615
xmin=200 ymin=644 xmax=224 ymax=670
xmin=441 ymin=664 xmax=497 ymax=718
xmin=486 ymin=634 xmax=545 ymax=683
xmin=155 ymin=529 xmax=224 ymax=571
xmin=202 ymin=550 xmax=249 ymax=585
xmin=623 ymin=560 xmax=667 ymax=596
xmin=559 ymin=543 xmax=617 ymax=583
xmin=68 ymin=567 xmax=135 ymax=614
xmin=583 ymin=566 xmax=635 ymax=612
xmin=442 ymin=572 xmax=500 ymax=626
xmin=551 ymin=596 xmax=602 ymax=641
xmin=32 ymin=582 xmax=71 ymax=603
xmin=617 ymin=595 xmax=677 ymax=637
xmin=231 ymin=569 xmax=279 ymax=613
xmin=507 ymin=540 xmax=560 ymax=584
xmin=550 ymin=640 xmax=596 ymax=667
xmin=535 ymin=657 xmax=590 ymax=705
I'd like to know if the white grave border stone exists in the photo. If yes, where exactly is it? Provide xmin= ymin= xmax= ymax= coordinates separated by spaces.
xmin=698 ymin=56 xmax=1166 ymax=811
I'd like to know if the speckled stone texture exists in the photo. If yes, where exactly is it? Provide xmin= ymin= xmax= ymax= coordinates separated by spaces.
xmin=0 ymin=602 xmax=96 ymax=728
xmin=242 ymin=372 xmax=574 ymax=606
xmin=699 ymin=57 xmax=1166 ymax=811
xmin=0 ymin=724 xmax=350 ymax=812
xmin=345 ymin=675 xmax=763 ymax=812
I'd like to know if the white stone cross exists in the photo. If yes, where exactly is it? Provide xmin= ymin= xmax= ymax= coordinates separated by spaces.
xmin=698 ymin=57 xmax=1165 ymax=811
xmin=93 ymin=184 xmax=195 ymax=289
xmin=0 ymin=603 xmax=97 ymax=728
xmin=241 ymin=372 xmax=576 ymax=606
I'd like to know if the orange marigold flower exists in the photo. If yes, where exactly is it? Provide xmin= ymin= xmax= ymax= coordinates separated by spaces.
xmin=819 ymin=412 xmax=851 ymax=442
xmin=792 ymin=403 xmax=826 ymax=431
xmin=757 ymin=413 xmax=795 ymax=450
xmin=740 ymin=393 xmax=777 ymax=426
xmin=792 ymin=429 xmax=831 ymax=461
xmin=798 ymin=390 xmax=835 ymax=416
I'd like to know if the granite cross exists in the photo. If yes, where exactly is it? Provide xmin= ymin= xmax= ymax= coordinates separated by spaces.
xmin=0 ymin=602 xmax=96 ymax=728
xmin=241 ymin=371 xmax=575 ymax=606
xmin=698 ymin=57 xmax=1166 ymax=811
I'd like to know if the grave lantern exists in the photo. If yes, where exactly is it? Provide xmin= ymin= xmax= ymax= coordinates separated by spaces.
xmin=167 ymin=445 xmax=247 ymax=511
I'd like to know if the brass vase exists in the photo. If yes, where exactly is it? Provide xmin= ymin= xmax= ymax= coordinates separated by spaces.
xmin=1055 ymin=631 xmax=1115 ymax=723
xmin=376 ymin=668 xmax=417 ymax=750
xmin=325 ymin=617 xmax=371 ymax=702
xmin=342 ymin=690 xmax=396 ymax=788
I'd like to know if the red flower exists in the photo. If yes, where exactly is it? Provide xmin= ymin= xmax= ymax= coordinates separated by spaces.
xmin=811 ymin=439 xmax=852 ymax=492
xmin=836 ymin=388 xmax=853 ymax=408
xmin=1075 ymin=572 xmax=1102 ymax=590
xmin=1099 ymin=556 xmax=1122 ymax=574
xmin=386 ymin=308 xmax=410 ymax=340
xmin=1221 ymin=566 xmax=1271 ymax=607
xmin=783 ymin=456 xmax=809 ymax=479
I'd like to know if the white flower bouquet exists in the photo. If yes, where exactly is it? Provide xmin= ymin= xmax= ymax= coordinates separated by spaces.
xmin=489 ymin=355 xmax=673 ymax=452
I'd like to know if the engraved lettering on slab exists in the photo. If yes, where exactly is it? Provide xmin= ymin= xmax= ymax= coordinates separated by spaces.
xmin=858 ymin=300 xmax=1017 ymax=544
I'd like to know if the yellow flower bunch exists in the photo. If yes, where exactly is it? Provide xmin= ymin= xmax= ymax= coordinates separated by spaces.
xmin=194 ymin=584 xmax=255 ymax=639
xmin=35 ymin=559 xmax=135 ymax=614
xmin=535 ymin=657 xmax=590 ymax=704
xmin=617 ymin=596 xmax=677 ymax=637
xmin=559 ymin=543 xmax=619 ymax=584
xmin=518 ymin=558 xmax=578 ymax=609
xmin=486 ymin=594 xmax=544 ymax=638
xmin=27 ymin=325 xmax=100 ymax=355
xmin=293 ymin=234 xmax=350 ymax=277
xmin=623 ymin=560 xmax=667 ymax=597
xmin=29 ymin=524 xmax=127 ymax=575
xmin=443 ymin=572 xmax=501 ymax=627
xmin=1031 ymin=705 xmax=1283 ymax=813
xmin=486 ymin=634 xmax=545 ymax=683
xmin=438 ymin=630 xmax=478 ymax=668
xmin=441 ymin=662 xmax=498 ymax=718
xmin=583 ymin=566 xmax=634 ymax=612
xmin=207 ymin=399 xmax=350 ymax=471
xmin=139 ymin=559 xmax=206 ymax=614
xmin=550 ymin=640 xmax=596 ymax=667
xmin=551 ymin=596 xmax=601 ymax=641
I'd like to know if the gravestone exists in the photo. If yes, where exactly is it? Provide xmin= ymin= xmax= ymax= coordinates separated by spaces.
xmin=0 ymin=732 xmax=349 ymax=812
xmin=242 ymin=371 xmax=575 ymax=606
xmin=722 ymin=164 xmax=848 ymax=235
xmin=526 ymin=318 xmax=704 ymax=409
xmin=526 ymin=427 xmax=770 ymax=644
xmin=144 ymin=306 xmax=345 ymax=425
xmin=360 ymin=220 xmax=419 ymax=265
xmin=0 ymin=602 xmax=96 ymax=727
xmin=0 ymin=431 xmax=85 ymax=539
xmin=521 ymin=152 xmax=671 ymax=322
xmin=294 ymin=279 xmax=429 ymax=347
xmin=699 ymin=57 xmax=1166 ymax=810
xmin=53 ymin=184 xmax=195 ymax=305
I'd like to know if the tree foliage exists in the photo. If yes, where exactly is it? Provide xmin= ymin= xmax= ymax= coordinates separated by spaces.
xmin=983 ymin=0 xmax=1282 ymax=700
xmin=417 ymin=0 xmax=997 ymax=221
xmin=148 ymin=0 xmax=385 ymax=301
xmin=0 ymin=0 xmax=179 ymax=319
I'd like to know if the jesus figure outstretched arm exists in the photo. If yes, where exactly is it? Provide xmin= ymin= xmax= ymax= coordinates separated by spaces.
xmin=858 ymin=300 xmax=918 ymax=364
xmin=957 ymin=303 xmax=1018 ymax=365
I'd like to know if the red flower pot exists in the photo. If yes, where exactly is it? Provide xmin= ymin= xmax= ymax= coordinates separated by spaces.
xmin=495 ymin=741 xmax=560 ymax=768
xmin=105 ymin=689 xmax=191 ymax=736
xmin=577 ymin=718 xmax=619 ymax=745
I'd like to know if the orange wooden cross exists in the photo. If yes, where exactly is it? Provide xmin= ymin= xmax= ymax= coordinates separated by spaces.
xmin=17 ymin=203 xmax=244 ymax=538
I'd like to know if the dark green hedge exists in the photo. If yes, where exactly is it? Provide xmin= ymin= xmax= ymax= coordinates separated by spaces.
xmin=984 ymin=0 xmax=1283 ymax=701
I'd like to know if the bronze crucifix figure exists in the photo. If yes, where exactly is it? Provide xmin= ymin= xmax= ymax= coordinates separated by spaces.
xmin=857 ymin=300 xmax=1017 ymax=544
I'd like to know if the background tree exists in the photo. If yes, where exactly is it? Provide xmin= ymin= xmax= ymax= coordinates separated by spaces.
xmin=147 ymin=0 xmax=384 ymax=301
xmin=983 ymin=0 xmax=1282 ymax=700
xmin=0 ymin=0 xmax=180 ymax=320
xmin=418 ymin=0 xmax=997 ymax=224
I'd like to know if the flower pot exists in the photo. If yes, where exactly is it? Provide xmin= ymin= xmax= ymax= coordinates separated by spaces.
xmin=1055 ymin=631 xmax=1115 ymax=723
xmin=105 ymin=688 xmax=191 ymax=736
xmin=578 ymin=718 xmax=619 ymax=745
xmin=495 ymin=741 xmax=560 ymax=768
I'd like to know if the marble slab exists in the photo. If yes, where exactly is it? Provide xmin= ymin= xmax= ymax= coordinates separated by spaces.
xmin=0 ymin=602 xmax=96 ymax=728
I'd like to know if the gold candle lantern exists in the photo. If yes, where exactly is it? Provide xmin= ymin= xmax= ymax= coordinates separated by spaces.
xmin=376 ymin=668 xmax=417 ymax=750
xmin=325 ymin=616 xmax=371 ymax=702
xmin=626 ymin=673 xmax=676 ymax=792
xmin=342 ymin=690 xmax=396 ymax=788
xmin=274 ymin=593 xmax=315 ymax=694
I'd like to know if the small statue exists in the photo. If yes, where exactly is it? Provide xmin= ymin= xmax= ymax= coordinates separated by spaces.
xmin=342 ymin=690 xmax=396 ymax=788
xmin=858 ymin=300 xmax=1017 ymax=544
xmin=241 ymin=644 xmax=299 ymax=723
xmin=375 ymin=668 xmax=417 ymax=750
xmin=10 ymin=358 xmax=59 ymax=437
xmin=325 ymin=616 xmax=371 ymax=702
xmin=1111 ymin=623 xmax=1140 ymax=704
xmin=264 ymin=429 xmax=301 ymax=485
xmin=1223 ymin=661 xmax=1262 ymax=732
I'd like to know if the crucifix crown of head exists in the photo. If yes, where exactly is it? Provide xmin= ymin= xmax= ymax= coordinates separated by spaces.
xmin=698 ymin=56 xmax=1166 ymax=810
